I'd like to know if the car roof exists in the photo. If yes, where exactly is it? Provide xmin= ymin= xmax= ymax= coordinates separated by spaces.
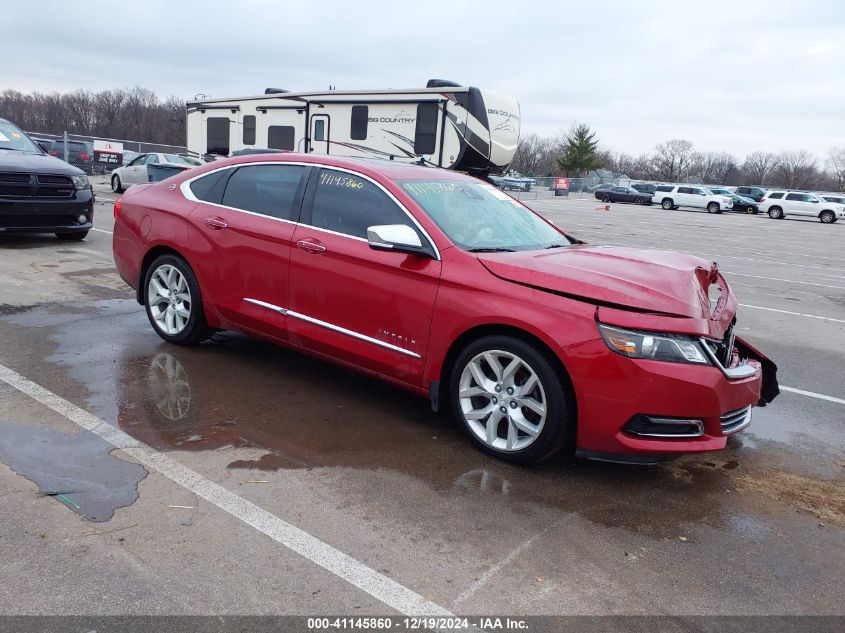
xmin=191 ymin=152 xmax=474 ymax=182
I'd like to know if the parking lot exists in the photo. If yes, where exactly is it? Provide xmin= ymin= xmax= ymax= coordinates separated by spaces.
xmin=0 ymin=177 xmax=843 ymax=619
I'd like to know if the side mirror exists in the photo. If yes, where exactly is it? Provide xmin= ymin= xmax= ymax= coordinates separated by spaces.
xmin=367 ymin=224 xmax=426 ymax=255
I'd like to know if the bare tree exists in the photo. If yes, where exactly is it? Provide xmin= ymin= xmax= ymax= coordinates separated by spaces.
xmin=826 ymin=146 xmax=845 ymax=191
xmin=0 ymin=86 xmax=186 ymax=144
xmin=741 ymin=151 xmax=778 ymax=185
xmin=649 ymin=139 xmax=699 ymax=181
xmin=772 ymin=150 xmax=819 ymax=189
xmin=694 ymin=151 xmax=739 ymax=184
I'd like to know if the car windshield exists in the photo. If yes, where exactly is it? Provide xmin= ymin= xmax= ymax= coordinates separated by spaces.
xmin=161 ymin=154 xmax=196 ymax=165
xmin=400 ymin=180 xmax=569 ymax=251
xmin=0 ymin=120 xmax=41 ymax=153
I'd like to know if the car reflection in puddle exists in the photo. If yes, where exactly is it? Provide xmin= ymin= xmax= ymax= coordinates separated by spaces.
xmin=113 ymin=334 xmax=744 ymax=536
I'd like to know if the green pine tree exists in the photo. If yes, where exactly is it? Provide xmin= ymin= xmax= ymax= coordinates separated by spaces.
xmin=556 ymin=124 xmax=604 ymax=176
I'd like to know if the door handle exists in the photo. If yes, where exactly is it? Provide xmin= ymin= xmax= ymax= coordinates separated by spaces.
xmin=205 ymin=217 xmax=228 ymax=230
xmin=297 ymin=239 xmax=326 ymax=254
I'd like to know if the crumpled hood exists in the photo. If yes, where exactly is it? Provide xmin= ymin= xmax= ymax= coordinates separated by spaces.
xmin=478 ymin=245 xmax=730 ymax=321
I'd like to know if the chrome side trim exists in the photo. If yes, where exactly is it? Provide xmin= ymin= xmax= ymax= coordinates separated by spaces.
xmin=244 ymin=298 xmax=421 ymax=359
xmin=244 ymin=298 xmax=287 ymax=314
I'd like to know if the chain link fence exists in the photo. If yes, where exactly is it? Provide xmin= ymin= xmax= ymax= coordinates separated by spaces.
xmin=25 ymin=131 xmax=187 ymax=175
xmin=492 ymin=176 xmax=632 ymax=202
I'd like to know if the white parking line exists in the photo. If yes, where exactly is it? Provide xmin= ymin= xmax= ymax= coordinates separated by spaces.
xmin=0 ymin=363 xmax=454 ymax=618
xmin=91 ymin=228 xmax=113 ymax=235
xmin=780 ymin=386 xmax=845 ymax=406
xmin=723 ymin=272 xmax=845 ymax=291
xmin=738 ymin=304 xmax=845 ymax=324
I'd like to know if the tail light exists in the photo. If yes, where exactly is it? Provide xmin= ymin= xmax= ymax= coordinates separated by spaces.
xmin=113 ymin=198 xmax=122 ymax=220
xmin=759 ymin=198 xmax=766 ymax=204
xmin=79 ymin=153 xmax=90 ymax=160
xmin=49 ymin=149 xmax=57 ymax=156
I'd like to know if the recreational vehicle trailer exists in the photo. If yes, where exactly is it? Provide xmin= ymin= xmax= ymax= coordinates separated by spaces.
xmin=185 ymin=80 xmax=520 ymax=176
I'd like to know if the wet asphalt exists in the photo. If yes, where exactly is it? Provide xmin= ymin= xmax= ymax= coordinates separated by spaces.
xmin=0 ymin=178 xmax=842 ymax=616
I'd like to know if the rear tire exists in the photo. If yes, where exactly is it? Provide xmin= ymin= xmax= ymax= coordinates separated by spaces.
xmin=768 ymin=206 xmax=784 ymax=219
xmin=111 ymin=174 xmax=124 ymax=193
xmin=449 ymin=335 xmax=573 ymax=464
xmin=55 ymin=231 xmax=88 ymax=241
xmin=143 ymin=254 xmax=211 ymax=346
xmin=661 ymin=198 xmax=674 ymax=210
xmin=601 ymin=194 xmax=610 ymax=203
xmin=820 ymin=210 xmax=836 ymax=224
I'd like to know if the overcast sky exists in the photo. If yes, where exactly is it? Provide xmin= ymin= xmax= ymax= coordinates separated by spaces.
xmin=5 ymin=0 xmax=843 ymax=160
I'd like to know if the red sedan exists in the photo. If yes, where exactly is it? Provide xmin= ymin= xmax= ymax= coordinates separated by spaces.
xmin=113 ymin=154 xmax=778 ymax=464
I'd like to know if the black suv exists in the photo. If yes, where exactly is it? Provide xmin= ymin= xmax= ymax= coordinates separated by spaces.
xmin=0 ymin=118 xmax=94 ymax=240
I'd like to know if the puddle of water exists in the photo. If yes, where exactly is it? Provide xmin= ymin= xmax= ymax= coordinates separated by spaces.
xmin=0 ymin=421 xmax=147 ymax=522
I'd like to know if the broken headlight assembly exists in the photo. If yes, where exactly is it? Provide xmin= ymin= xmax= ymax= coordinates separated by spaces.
xmin=597 ymin=323 xmax=710 ymax=365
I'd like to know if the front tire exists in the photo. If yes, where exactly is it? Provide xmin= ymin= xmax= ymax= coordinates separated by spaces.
xmin=707 ymin=202 xmax=720 ymax=214
xmin=450 ymin=336 xmax=573 ymax=464
xmin=768 ymin=206 xmax=784 ymax=219
xmin=820 ymin=210 xmax=836 ymax=224
xmin=143 ymin=254 xmax=211 ymax=345
xmin=601 ymin=194 xmax=610 ymax=203
xmin=111 ymin=174 xmax=124 ymax=193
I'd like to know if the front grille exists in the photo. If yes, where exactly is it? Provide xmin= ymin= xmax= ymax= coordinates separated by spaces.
xmin=0 ymin=184 xmax=32 ymax=197
xmin=0 ymin=214 xmax=80 ymax=228
xmin=720 ymin=406 xmax=752 ymax=434
xmin=0 ymin=172 xmax=31 ymax=184
xmin=37 ymin=174 xmax=73 ymax=186
xmin=0 ymin=172 xmax=75 ymax=198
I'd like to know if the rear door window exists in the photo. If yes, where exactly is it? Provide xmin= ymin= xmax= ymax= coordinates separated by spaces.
xmin=768 ymin=192 xmax=784 ymax=199
xmin=221 ymin=164 xmax=309 ymax=220
xmin=785 ymin=193 xmax=805 ymax=201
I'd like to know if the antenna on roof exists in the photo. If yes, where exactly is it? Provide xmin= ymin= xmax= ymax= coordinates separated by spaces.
xmin=329 ymin=85 xmax=336 ymax=90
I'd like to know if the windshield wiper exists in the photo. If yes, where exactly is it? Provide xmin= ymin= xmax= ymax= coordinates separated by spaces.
xmin=544 ymin=243 xmax=569 ymax=249
xmin=467 ymin=247 xmax=516 ymax=253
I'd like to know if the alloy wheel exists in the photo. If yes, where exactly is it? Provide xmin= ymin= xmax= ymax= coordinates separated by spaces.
xmin=458 ymin=350 xmax=547 ymax=452
xmin=147 ymin=264 xmax=192 ymax=335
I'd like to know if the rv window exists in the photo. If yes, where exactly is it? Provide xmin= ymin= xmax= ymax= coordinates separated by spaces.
xmin=221 ymin=164 xmax=308 ymax=220
xmin=243 ymin=115 xmax=256 ymax=145
xmin=314 ymin=119 xmax=326 ymax=142
xmin=268 ymin=125 xmax=296 ymax=151
xmin=414 ymin=103 xmax=439 ymax=155
xmin=308 ymin=168 xmax=416 ymax=239
xmin=207 ymin=117 xmax=230 ymax=155
xmin=351 ymin=106 xmax=368 ymax=140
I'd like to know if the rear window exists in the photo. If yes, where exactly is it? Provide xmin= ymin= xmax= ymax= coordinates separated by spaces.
xmin=768 ymin=192 xmax=784 ymax=199
xmin=656 ymin=185 xmax=674 ymax=192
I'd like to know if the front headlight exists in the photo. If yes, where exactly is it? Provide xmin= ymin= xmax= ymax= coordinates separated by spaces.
xmin=71 ymin=175 xmax=90 ymax=190
xmin=597 ymin=323 xmax=710 ymax=365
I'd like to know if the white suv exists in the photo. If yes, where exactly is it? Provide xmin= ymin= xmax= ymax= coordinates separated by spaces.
xmin=651 ymin=185 xmax=733 ymax=213
xmin=759 ymin=191 xmax=844 ymax=223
